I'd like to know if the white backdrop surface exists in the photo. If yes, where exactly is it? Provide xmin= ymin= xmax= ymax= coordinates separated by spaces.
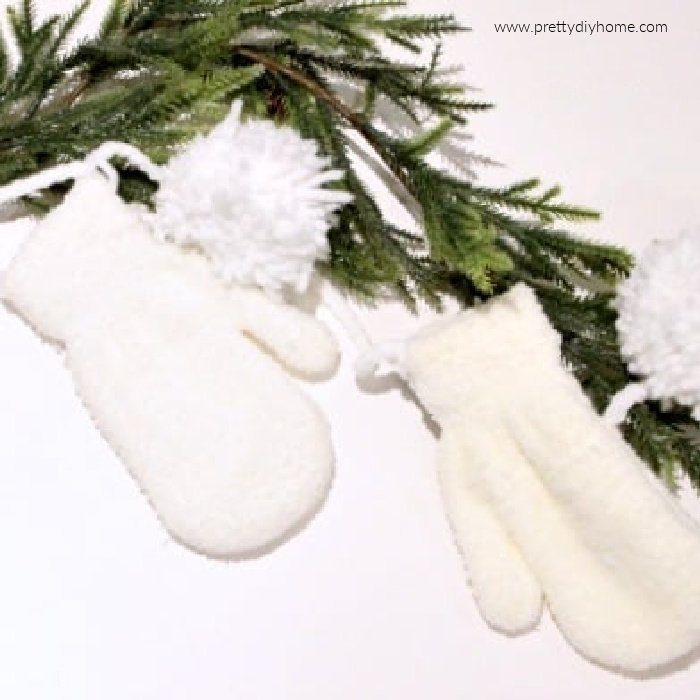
xmin=1 ymin=1 xmax=699 ymax=698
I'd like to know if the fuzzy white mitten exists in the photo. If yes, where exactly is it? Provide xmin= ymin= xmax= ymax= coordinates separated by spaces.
xmin=2 ymin=175 xmax=339 ymax=559
xmin=403 ymin=283 xmax=700 ymax=672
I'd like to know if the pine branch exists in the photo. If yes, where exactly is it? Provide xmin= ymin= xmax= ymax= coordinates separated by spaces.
xmin=0 ymin=0 xmax=696 ymax=488
xmin=237 ymin=46 xmax=417 ymax=192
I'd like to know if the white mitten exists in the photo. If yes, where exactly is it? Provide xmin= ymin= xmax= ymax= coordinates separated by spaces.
xmin=403 ymin=283 xmax=700 ymax=672
xmin=2 ymin=175 xmax=339 ymax=559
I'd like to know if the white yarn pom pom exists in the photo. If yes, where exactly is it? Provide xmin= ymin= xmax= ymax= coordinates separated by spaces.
xmin=615 ymin=230 xmax=700 ymax=419
xmin=154 ymin=102 xmax=351 ymax=294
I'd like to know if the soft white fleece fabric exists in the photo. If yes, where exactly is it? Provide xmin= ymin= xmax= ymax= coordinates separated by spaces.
xmin=2 ymin=176 xmax=339 ymax=559
xmin=404 ymin=284 xmax=700 ymax=673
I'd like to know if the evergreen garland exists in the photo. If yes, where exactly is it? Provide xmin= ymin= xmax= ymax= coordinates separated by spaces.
xmin=0 ymin=0 xmax=697 ymax=488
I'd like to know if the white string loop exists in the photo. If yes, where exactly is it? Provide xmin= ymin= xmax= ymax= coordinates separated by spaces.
xmin=320 ymin=279 xmax=406 ymax=380
xmin=604 ymin=381 xmax=649 ymax=426
xmin=0 ymin=142 xmax=162 ymax=206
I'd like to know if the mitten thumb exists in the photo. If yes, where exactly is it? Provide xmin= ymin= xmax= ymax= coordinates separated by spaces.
xmin=231 ymin=286 xmax=339 ymax=378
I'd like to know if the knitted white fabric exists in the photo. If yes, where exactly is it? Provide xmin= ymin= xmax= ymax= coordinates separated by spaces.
xmin=155 ymin=101 xmax=352 ymax=295
xmin=2 ymin=175 xmax=339 ymax=559
xmin=403 ymin=284 xmax=700 ymax=672
xmin=612 ymin=230 xmax=700 ymax=421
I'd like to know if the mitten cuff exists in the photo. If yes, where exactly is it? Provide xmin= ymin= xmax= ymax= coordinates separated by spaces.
xmin=403 ymin=284 xmax=564 ymax=420
xmin=2 ymin=175 xmax=150 ymax=339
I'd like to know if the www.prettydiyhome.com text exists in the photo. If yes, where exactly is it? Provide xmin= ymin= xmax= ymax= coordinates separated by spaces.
xmin=494 ymin=21 xmax=668 ymax=36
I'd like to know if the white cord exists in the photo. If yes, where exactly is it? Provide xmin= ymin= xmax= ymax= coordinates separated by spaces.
xmin=84 ymin=142 xmax=163 ymax=184
xmin=0 ymin=142 xmax=162 ymax=206
xmin=604 ymin=382 xmax=649 ymax=426
xmin=320 ymin=279 xmax=407 ymax=379
xmin=319 ymin=279 xmax=374 ymax=354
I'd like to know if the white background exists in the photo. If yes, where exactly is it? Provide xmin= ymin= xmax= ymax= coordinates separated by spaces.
xmin=1 ymin=0 xmax=700 ymax=698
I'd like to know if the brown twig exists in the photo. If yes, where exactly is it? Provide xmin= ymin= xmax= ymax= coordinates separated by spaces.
xmin=235 ymin=46 xmax=414 ymax=195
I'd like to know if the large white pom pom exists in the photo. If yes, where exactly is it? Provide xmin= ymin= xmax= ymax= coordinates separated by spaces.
xmin=614 ymin=230 xmax=700 ymax=419
xmin=154 ymin=102 xmax=351 ymax=294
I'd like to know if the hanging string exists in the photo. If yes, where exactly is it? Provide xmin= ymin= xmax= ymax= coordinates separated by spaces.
xmin=319 ymin=279 xmax=407 ymax=380
xmin=604 ymin=382 xmax=650 ymax=426
xmin=0 ymin=142 xmax=162 ymax=206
